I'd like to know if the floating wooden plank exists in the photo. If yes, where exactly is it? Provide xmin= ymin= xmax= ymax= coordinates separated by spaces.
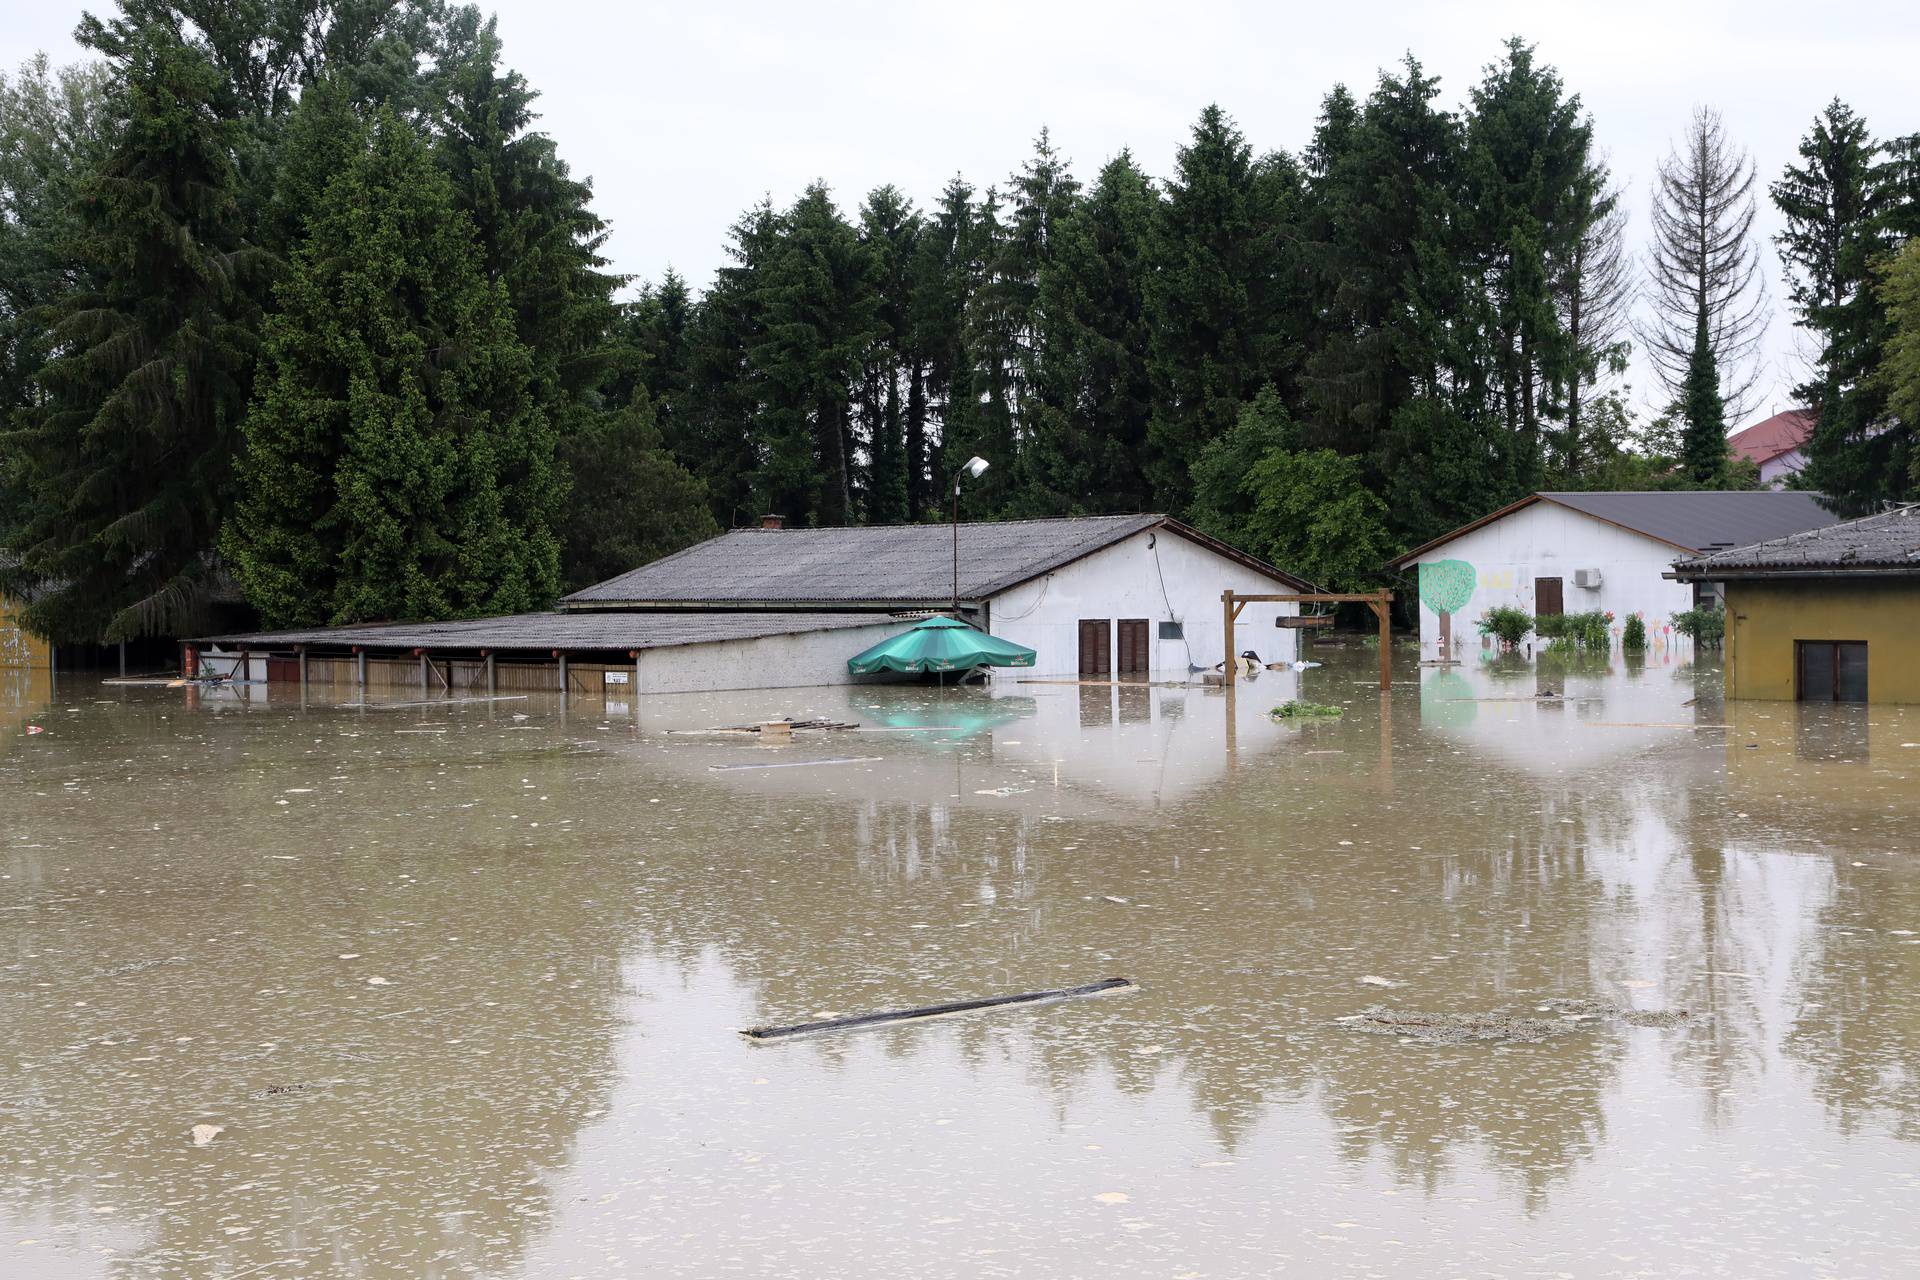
xmin=743 ymin=977 xmax=1137 ymax=1041
xmin=1276 ymin=615 xmax=1335 ymax=629
xmin=707 ymin=756 xmax=882 ymax=772
xmin=342 ymin=694 xmax=530 ymax=710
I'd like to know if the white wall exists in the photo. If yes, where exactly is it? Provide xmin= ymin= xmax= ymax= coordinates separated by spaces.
xmin=986 ymin=529 xmax=1301 ymax=677
xmin=1408 ymin=503 xmax=1696 ymax=662
xmin=633 ymin=622 xmax=903 ymax=693
xmin=1760 ymin=450 xmax=1806 ymax=488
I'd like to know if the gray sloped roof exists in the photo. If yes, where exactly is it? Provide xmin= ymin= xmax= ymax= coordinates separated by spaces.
xmin=1391 ymin=490 xmax=1843 ymax=566
xmin=196 ymin=611 xmax=895 ymax=653
xmin=1671 ymin=504 xmax=1920 ymax=579
xmin=560 ymin=514 xmax=1305 ymax=608
xmin=1541 ymin=491 xmax=1841 ymax=553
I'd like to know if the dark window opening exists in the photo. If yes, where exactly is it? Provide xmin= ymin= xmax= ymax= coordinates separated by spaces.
xmin=1157 ymin=620 xmax=1183 ymax=640
xmin=1797 ymin=640 xmax=1868 ymax=703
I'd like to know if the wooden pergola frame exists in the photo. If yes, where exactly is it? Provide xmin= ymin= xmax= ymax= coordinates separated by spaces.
xmin=1222 ymin=589 xmax=1395 ymax=690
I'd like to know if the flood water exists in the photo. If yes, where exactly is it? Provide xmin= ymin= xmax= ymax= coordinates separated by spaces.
xmin=4 ymin=646 xmax=1919 ymax=1278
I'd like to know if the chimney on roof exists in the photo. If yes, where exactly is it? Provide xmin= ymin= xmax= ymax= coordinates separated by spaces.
xmin=760 ymin=513 xmax=785 ymax=530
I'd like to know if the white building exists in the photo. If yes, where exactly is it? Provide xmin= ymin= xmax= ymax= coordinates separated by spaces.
xmin=561 ymin=514 xmax=1310 ymax=682
xmin=1390 ymin=491 xmax=1839 ymax=663
xmin=196 ymin=515 xmax=1311 ymax=694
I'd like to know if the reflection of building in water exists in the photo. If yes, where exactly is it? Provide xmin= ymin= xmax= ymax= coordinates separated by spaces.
xmin=0 ymin=590 xmax=52 ymax=671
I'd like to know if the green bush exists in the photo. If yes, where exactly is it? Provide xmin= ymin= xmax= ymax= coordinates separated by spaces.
xmin=1670 ymin=605 xmax=1726 ymax=647
xmin=1271 ymin=700 xmax=1343 ymax=719
xmin=1536 ymin=610 xmax=1611 ymax=652
xmin=1622 ymin=613 xmax=1647 ymax=653
xmin=1475 ymin=604 xmax=1534 ymax=648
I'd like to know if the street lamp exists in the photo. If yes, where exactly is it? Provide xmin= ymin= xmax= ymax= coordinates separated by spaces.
xmin=951 ymin=456 xmax=989 ymax=617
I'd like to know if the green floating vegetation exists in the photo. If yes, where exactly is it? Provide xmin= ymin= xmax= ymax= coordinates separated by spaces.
xmin=1271 ymin=700 xmax=1343 ymax=720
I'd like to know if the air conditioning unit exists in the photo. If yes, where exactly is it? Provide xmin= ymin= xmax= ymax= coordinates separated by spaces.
xmin=1572 ymin=568 xmax=1603 ymax=589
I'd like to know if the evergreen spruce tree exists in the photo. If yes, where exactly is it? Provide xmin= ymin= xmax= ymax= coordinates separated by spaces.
xmin=749 ymin=183 xmax=878 ymax=525
xmin=0 ymin=32 xmax=259 ymax=642
xmin=1461 ymin=38 xmax=1592 ymax=484
xmin=1773 ymin=101 xmax=1910 ymax=509
xmin=558 ymin=396 xmax=717 ymax=590
xmin=1144 ymin=104 xmax=1291 ymax=512
xmin=1680 ymin=315 xmax=1730 ymax=484
xmin=855 ymin=185 xmax=922 ymax=524
xmin=1024 ymin=150 xmax=1156 ymax=513
xmin=624 ymin=268 xmax=695 ymax=459
xmin=909 ymin=175 xmax=984 ymax=518
xmin=681 ymin=201 xmax=777 ymax=527
xmin=224 ymin=109 xmax=559 ymax=626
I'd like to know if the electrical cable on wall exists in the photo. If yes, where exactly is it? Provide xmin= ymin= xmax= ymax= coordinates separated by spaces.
xmin=1148 ymin=532 xmax=1197 ymax=669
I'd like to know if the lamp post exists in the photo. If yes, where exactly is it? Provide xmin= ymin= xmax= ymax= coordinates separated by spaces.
xmin=951 ymin=455 xmax=990 ymax=617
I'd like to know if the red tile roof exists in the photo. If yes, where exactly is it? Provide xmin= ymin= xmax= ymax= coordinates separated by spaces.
xmin=1729 ymin=409 xmax=1815 ymax=466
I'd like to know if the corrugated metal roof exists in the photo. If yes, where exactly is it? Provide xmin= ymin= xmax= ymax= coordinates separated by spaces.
xmin=196 ymin=611 xmax=895 ymax=653
xmin=1392 ymin=490 xmax=1843 ymax=566
xmin=560 ymin=514 xmax=1305 ymax=607
xmin=1672 ymin=504 xmax=1920 ymax=578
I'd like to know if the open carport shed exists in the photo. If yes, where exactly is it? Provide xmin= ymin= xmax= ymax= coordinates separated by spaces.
xmin=189 ymin=611 xmax=905 ymax=698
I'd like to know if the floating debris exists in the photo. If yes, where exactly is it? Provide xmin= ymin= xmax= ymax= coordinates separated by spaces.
xmin=744 ymin=977 xmax=1136 ymax=1041
xmin=1341 ymin=999 xmax=1693 ymax=1045
xmin=189 ymin=1123 xmax=224 ymax=1147
xmin=709 ymin=757 xmax=882 ymax=772
xmin=1271 ymin=700 xmax=1343 ymax=720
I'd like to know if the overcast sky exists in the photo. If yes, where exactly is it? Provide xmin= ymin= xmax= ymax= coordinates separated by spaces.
xmin=8 ymin=1 xmax=1919 ymax=425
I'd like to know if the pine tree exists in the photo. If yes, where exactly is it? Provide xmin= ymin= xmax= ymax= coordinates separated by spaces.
xmin=1773 ymin=101 xmax=1909 ymax=510
xmin=225 ymin=109 xmax=559 ymax=626
xmin=0 ymin=56 xmax=111 ymax=425
xmin=681 ymin=202 xmax=777 ymax=527
xmin=1024 ymin=149 xmax=1157 ymax=512
xmin=624 ymin=268 xmax=694 ymax=459
xmin=749 ymin=183 xmax=878 ymax=525
xmin=1680 ymin=315 xmax=1729 ymax=484
xmin=1 ymin=32 xmax=260 ymax=642
xmin=855 ymin=185 xmax=921 ymax=523
xmin=436 ymin=18 xmax=621 ymax=405
xmin=1461 ymin=38 xmax=1592 ymax=484
xmin=907 ymin=175 xmax=981 ymax=521
xmin=558 ymin=397 xmax=717 ymax=590
xmin=1644 ymin=106 xmax=1768 ymax=422
xmin=1145 ymin=104 xmax=1292 ymax=512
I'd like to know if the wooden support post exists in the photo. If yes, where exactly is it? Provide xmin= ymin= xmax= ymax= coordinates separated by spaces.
xmin=355 ymin=648 xmax=366 ymax=691
xmin=1221 ymin=590 xmax=1236 ymax=684
xmin=484 ymin=652 xmax=496 ymax=696
xmin=118 ymin=641 xmax=127 ymax=678
xmin=556 ymin=651 xmax=569 ymax=704
xmin=1372 ymin=590 xmax=1392 ymax=691
xmin=417 ymin=650 xmax=428 ymax=692
xmin=298 ymin=646 xmax=309 ymax=702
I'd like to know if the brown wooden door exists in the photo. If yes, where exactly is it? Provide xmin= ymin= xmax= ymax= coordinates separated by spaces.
xmin=1078 ymin=619 xmax=1111 ymax=676
xmin=1534 ymin=576 xmax=1564 ymax=617
xmin=1116 ymin=619 xmax=1149 ymax=676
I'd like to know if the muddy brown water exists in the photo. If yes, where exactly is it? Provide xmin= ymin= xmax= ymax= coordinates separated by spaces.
xmin=3 ymin=649 xmax=1919 ymax=1277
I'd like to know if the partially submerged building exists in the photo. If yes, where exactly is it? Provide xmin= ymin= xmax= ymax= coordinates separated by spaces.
xmin=194 ymin=514 xmax=1311 ymax=695
xmin=1391 ymin=491 xmax=1841 ymax=661
xmin=1671 ymin=504 xmax=1920 ymax=704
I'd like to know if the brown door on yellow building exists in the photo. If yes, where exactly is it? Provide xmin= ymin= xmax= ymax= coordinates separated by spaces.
xmin=1797 ymin=640 xmax=1868 ymax=702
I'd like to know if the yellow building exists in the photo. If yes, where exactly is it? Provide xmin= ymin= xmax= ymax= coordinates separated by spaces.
xmin=0 ymin=590 xmax=53 ymax=670
xmin=1672 ymin=505 xmax=1920 ymax=704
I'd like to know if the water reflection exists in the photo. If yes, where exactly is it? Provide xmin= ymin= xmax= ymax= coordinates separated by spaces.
xmin=2 ymin=654 xmax=1918 ymax=1276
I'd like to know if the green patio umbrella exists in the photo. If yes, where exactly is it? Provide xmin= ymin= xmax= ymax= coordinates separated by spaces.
xmin=847 ymin=616 xmax=1037 ymax=675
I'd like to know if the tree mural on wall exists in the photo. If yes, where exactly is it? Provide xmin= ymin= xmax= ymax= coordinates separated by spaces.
xmin=1419 ymin=559 xmax=1476 ymax=655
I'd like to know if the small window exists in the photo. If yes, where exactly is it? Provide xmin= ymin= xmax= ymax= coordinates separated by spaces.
xmin=1158 ymin=620 xmax=1183 ymax=640
xmin=1797 ymin=640 xmax=1868 ymax=703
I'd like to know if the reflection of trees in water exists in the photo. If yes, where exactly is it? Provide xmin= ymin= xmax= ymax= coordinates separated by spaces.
xmin=0 ymin=714 xmax=631 ymax=1278
xmin=633 ymin=752 xmax=1645 ymax=1207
